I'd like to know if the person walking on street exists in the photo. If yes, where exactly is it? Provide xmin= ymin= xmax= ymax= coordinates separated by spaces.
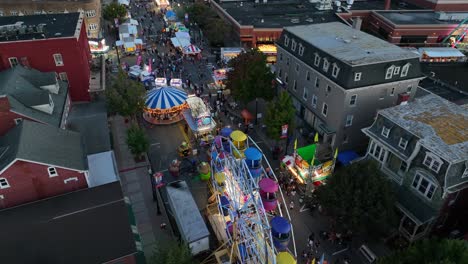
xmin=289 ymin=201 xmax=294 ymax=210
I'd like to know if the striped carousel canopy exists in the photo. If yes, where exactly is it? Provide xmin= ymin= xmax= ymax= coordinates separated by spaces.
xmin=145 ymin=87 xmax=188 ymax=110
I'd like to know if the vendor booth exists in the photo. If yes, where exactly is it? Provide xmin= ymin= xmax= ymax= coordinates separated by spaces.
xmin=156 ymin=0 xmax=170 ymax=8
xmin=182 ymin=44 xmax=201 ymax=55
xmin=183 ymin=95 xmax=216 ymax=143
xmin=170 ymin=37 xmax=191 ymax=48
xmin=143 ymin=86 xmax=189 ymax=125
xmin=257 ymin=44 xmax=277 ymax=64
xmin=169 ymin=78 xmax=183 ymax=88
xmin=89 ymin=39 xmax=109 ymax=54
xmin=165 ymin=10 xmax=177 ymax=22
xmin=281 ymin=144 xmax=335 ymax=185
xmin=155 ymin=77 xmax=168 ymax=87
xmin=212 ymin=68 xmax=230 ymax=89
xmin=221 ymin=47 xmax=244 ymax=63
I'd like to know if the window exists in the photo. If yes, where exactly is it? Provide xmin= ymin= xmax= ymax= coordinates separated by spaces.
xmin=315 ymin=77 xmax=320 ymax=88
xmin=59 ymin=72 xmax=68 ymax=81
xmin=399 ymin=161 xmax=408 ymax=175
xmin=393 ymin=66 xmax=400 ymax=75
xmin=412 ymin=172 xmax=437 ymax=199
xmin=385 ymin=66 xmax=394 ymax=79
xmin=284 ymin=35 xmax=289 ymax=47
xmin=379 ymin=89 xmax=386 ymax=100
xmin=326 ymin=85 xmax=331 ymax=94
xmin=349 ymin=94 xmax=357 ymax=106
xmin=354 ymin=72 xmax=362 ymax=81
xmin=14 ymin=118 xmax=22 ymax=125
xmin=293 ymin=80 xmax=297 ymax=91
xmin=343 ymin=134 xmax=348 ymax=143
xmin=303 ymin=87 xmax=308 ymax=100
xmin=85 ymin=10 xmax=96 ymax=17
xmin=285 ymin=73 xmax=288 ymax=84
xmin=295 ymin=63 xmax=299 ymax=72
xmin=8 ymin=57 xmax=18 ymax=67
xmin=298 ymin=44 xmax=304 ymax=56
xmin=48 ymin=167 xmax=58 ymax=177
xmin=53 ymin=54 xmax=64 ymax=66
xmin=314 ymin=53 xmax=320 ymax=66
xmin=398 ymin=138 xmax=408 ymax=150
xmin=64 ymin=177 xmax=78 ymax=184
xmin=88 ymin=23 xmax=98 ymax=31
xmin=407 ymin=85 xmax=413 ymax=94
xmin=278 ymin=69 xmax=282 ymax=78
xmin=323 ymin=58 xmax=330 ymax=72
xmin=423 ymin=153 xmax=443 ymax=173
xmin=286 ymin=57 xmax=289 ymax=66
xmin=322 ymin=103 xmax=328 ymax=117
xmin=291 ymin=39 xmax=297 ymax=51
xmin=312 ymin=95 xmax=317 ymax=108
xmin=462 ymin=168 xmax=468 ymax=178
xmin=332 ymin=64 xmax=340 ymax=78
xmin=0 ymin=178 xmax=9 ymax=189
xmin=306 ymin=71 xmax=310 ymax=81
xmin=369 ymin=141 xmax=387 ymax=162
xmin=345 ymin=115 xmax=353 ymax=127
xmin=401 ymin=63 xmax=410 ymax=77
xmin=381 ymin=126 xmax=390 ymax=138
xmin=279 ymin=53 xmax=283 ymax=61
xmin=390 ymin=87 xmax=395 ymax=96
xmin=10 ymin=10 xmax=18 ymax=16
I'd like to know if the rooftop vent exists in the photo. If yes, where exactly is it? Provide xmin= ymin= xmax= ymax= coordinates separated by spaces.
xmin=343 ymin=39 xmax=351 ymax=43
xmin=352 ymin=35 xmax=358 ymax=39
xmin=54 ymin=32 xmax=62 ymax=37
xmin=261 ymin=19 xmax=264 ymax=23
xmin=306 ymin=18 xmax=314 ymax=23
xmin=291 ymin=18 xmax=300 ymax=23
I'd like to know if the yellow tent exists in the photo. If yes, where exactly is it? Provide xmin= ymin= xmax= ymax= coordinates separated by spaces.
xmin=276 ymin=252 xmax=296 ymax=264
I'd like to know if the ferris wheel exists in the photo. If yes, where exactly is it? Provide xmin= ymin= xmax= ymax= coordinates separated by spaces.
xmin=206 ymin=128 xmax=297 ymax=264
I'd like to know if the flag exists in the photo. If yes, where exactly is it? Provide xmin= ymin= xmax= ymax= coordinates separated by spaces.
xmin=318 ymin=253 xmax=325 ymax=264
xmin=314 ymin=132 xmax=319 ymax=143
xmin=294 ymin=138 xmax=298 ymax=150
xmin=334 ymin=148 xmax=339 ymax=160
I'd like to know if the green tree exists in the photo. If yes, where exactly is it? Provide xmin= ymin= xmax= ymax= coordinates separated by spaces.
xmin=150 ymin=242 xmax=197 ymax=264
xmin=226 ymin=49 xmax=275 ymax=103
xmin=264 ymin=91 xmax=295 ymax=141
xmin=126 ymin=125 xmax=149 ymax=159
xmin=379 ymin=238 xmax=468 ymax=264
xmin=106 ymin=70 xmax=146 ymax=118
xmin=103 ymin=2 xmax=127 ymax=22
xmin=204 ymin=18 xmax=227 ymax=46
xmin=185 ymin=3 xmax=214 ymax=28
xmin=315 ymin=160 xmax=397 ymax=236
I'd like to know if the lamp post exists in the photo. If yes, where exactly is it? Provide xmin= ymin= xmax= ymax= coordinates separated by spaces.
xmin=148 ymin=167 xmax=162 ymax=215
xmin=255 ymin=97 xmax=258 ymax=125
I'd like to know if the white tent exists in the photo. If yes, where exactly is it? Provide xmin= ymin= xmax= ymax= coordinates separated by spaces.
xmin=171 ymin=37 xmax=190 ymax=48
xmin=118 ymin=0 xmax=130 ymax=6
xmin=175 ymin=31 xmax=191 ymax=40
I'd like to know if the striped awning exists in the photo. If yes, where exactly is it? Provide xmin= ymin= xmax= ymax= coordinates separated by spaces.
xmin=182 ymin=44 xmax=201 ymax=54
xmin=145 ymin=87 xmax=188 ymax=110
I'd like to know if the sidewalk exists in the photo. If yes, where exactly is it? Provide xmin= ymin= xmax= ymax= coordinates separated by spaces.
xmin=109 ymin=115 xmax=175 ymax=260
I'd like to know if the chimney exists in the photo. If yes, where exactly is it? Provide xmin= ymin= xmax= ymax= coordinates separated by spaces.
xmin=352 ymin=17 xmax=362 ymax=30
xmin=384 ymin=0 xmax=391 ymax=10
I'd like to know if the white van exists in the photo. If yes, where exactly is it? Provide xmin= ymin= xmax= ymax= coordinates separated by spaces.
xmin=359 ymin=244 xmax=377 ymax=263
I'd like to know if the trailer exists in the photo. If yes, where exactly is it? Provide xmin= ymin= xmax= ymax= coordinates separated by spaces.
xmin=166 ymin=180 xmax=210 ymax=255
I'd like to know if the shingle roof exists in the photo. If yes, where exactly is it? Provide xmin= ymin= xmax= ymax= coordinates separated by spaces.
xmin=0 ymin=66 xmax=68 ymax=127
xmin=0 ymin=182 xmax=138 ymax=264
xmin=0 ymin=120 xmax=87 ymax=171
xmin=284 ymin=22 xmax=419 ymax=66
xmin=380 ymin=94 xmax=468 ymax=163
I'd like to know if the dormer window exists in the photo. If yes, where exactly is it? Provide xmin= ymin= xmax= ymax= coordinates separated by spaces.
xmin=412 ymin=172 xmax=437 ymax=200
xmin=323 ymin=58 xmax=330 ymax=72
xmin=385 ymin=66 xmax=394 ymax=79
xmin=423 ymin=152 xmax=443 ymax=173
xmin=48 ymin=167 xmax=58 ymax=177
xmin=398 ymin=138 xmax=408 ymax=150
xmin=393 ymin=66 xmax=400 ymax=75
xmin=298 ymin=44 xmax=305 ymax=56
xmin=463 ymin=167 xmax=468 ymax=178
xmin=284 ymin=35 xmax=290 ymax=47
xmin=332 ymin=64 xmax=340 ymax=78
xmin=354 ymin=72 xmax=362 ymax=81
xmin=314 ymin=53 xmax=320 ymax=66
xmin=381 ymin=126 xmax=390 ymax=138
xmin=291 ymin=39 xmax=297 ymax=51
xmin=401 ymin=63 xmax=410 ymax=77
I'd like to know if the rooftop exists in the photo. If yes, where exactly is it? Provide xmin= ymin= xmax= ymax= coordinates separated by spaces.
xmin=0 ymin=13 xmax=81 ymax=43
xmin=0 ymin=182 xmax=138 ymax=264
xmin=217 ymin=0 xmax=399 ymax=28
xmin=285 ymin=22 xmax=419 ymax=65
xmin=380 ymin=94 xmax=468 ymax=162
xmin=376 ymin=10 xmax=466 ymax=25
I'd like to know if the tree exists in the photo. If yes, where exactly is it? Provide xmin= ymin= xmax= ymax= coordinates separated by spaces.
xmin=106 ymin=70 xmax=146 ymax=118
xmin=226 ymin=49 xmax=275 ymax=103
xmin=150 ymin=242 xmax=196 ymax=264
xmin=315 ymin=160 xmax=397 ymax=236
xmin=204 ymin=18 xmax=227 ymax=46
xmin=264 ymin=91 xmax=295 ymax=141
xmin=185 ymin=3 xmax=227 ymax=46
xmin=103 ymin=2 xmax=127 ymax=22
xmin=379 ymin=238 xmax=468 ymax=264
xmin=126 ymin=125 xmax=149 ymax=159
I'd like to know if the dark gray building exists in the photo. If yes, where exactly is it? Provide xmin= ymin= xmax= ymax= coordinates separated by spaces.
xmin=275 ymin=22 xmax=425 ymax=151
xmin=362 ymin=94 xmax=468 ymax=241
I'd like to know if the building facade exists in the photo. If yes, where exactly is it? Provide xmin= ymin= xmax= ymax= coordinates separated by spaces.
xmin=275 ymin=22 xmax=424 ymax=151
xmin=0 ymin=0 xmax=101 ymax=38
xmin=0 ymin=120 xmax=88 ymax=209
xmin=0 ymin=13 xmax=92 ymax=101
xmin=0 ymin=66 xmax=71 ymax=136
xmin=362 ymin=94 xmax=468 ymax=241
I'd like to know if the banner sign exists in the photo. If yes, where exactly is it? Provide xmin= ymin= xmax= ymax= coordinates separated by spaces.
xmin=281 ymin=124 xmax=288 ymax=139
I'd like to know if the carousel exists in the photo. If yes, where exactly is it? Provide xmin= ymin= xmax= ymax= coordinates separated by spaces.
xmin=143 ymin=86 xmax=189 ymax=125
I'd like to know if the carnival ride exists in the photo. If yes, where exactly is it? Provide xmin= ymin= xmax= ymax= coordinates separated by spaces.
xmin=205 ymin=128 xmax=297 ymax=264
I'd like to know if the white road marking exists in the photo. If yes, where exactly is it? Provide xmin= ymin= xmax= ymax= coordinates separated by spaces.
xmin=332 ymin=247 xmax=349 ymax=256
xmin=299 ymin=204 xmax=310 ymax=213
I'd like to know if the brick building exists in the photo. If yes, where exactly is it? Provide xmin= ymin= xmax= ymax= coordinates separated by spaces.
xmin=0 ymin=120 xmax=88 ymax=209
xmin=0 ymin=0 xmax=102 ymax=38
xmin=0 ymin=65 xmax=70 ymax=136
xmin=0 ymin=13 xmax=92 ymax=101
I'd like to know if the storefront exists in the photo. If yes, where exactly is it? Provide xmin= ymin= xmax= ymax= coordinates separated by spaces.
xmin=89 ymin=39 xmax=109 ymax=54
xmin=221 ymin=47 xmax=244 ymax=63
xmin=257 ymin=44 xmax=277 ymax=64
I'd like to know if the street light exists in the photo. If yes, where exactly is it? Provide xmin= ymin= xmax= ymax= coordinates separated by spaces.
xmin=255 ymin=98 xmax=258 ymax=125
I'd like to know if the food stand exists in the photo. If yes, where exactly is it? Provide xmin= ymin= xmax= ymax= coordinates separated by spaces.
xmin=212 ymin=68 xmax=230 ymax=90
xmin=220 ymin=47 xmax=244 ymax=63
xmin=169 ymin=78 xmax=182 ymax=88
xmin=155 ymin=77 xmax=168 ymax=87
xmin=183 ymin=95 xmax=216 ymax=143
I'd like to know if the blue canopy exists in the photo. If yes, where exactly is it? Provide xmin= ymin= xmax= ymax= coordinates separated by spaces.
xmin=221 ymin=127 xmax=233 ymax=137
xmin=337 ymin=150 xmax=360 ymax=166
xmin=270 ymin=216 xmax=291 ymax=234
xmin=244 ymin=147 xmax=262 ymax=161
xmin=145 ymin=87 xmax=187 ymax=110
xmin=165 ymin=10 xmax=176 ymax=20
